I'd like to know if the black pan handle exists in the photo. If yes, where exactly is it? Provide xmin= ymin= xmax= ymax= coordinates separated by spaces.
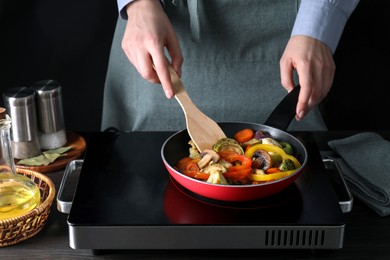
xmin=263 ymin=85 xmax=300 ymax=131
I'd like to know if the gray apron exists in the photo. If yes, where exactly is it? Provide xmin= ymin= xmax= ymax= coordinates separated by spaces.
xmin=102 ymin=0 xmax=327 ymax=132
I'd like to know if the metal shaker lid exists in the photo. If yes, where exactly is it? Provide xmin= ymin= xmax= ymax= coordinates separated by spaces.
xmin=3 ymin=87 xmax=36 ymax=107
xmin=32 ymin=79 xmax=62 ymax=99
xmin=32 ymin=79 xmax=65 ymax=134
xmin=2 ymin=87 xmax=40 ymax=142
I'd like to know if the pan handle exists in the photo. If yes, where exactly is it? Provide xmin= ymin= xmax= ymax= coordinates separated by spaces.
xmin=323 ymin=158 xmax=353 ymax=213
xmin=263 ymin=85 xmax=300 ymax=131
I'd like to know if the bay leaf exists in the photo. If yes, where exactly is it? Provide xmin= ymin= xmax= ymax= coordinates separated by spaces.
xmin=17 ymin=155 xmax=55 ymax=166
xmin=43 ymin=146 xmax=72 ymax=155
xmin=17 ymin=146 xmax=73 ymax=166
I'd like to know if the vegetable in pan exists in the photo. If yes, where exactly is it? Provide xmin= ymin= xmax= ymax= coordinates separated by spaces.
xmin=175 ymin=129 xmax=301 ymax=185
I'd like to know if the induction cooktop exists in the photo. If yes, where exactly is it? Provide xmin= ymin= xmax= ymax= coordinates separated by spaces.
xmin=62 ymin=131 xmax=351 ymax=250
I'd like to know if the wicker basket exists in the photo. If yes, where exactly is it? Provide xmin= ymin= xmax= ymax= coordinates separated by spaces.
xmin=0 ymin=169 xmax=55 ymax=247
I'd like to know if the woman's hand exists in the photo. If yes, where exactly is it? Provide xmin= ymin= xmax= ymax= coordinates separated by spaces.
xmin=122 ymin=0 xmax=183 ymax=98
xmin=280 ymin=35 xmax=335 ymax=121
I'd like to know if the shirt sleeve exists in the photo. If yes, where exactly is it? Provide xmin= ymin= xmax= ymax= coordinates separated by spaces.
xmin=291 ymin=0 xmax=360 ymax=53
xmin=117 ymin=0 xmax=165 ymax=20
xmin=117 ymin=0 xmax=133 ymax=20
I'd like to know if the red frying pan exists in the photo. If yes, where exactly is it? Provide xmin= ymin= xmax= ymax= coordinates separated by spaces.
xmin=161 ymin=86 xmax=308 ymax=201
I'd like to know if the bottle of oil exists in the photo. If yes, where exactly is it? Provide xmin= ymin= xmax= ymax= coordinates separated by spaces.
xmin=0 ymin=107 xmax=41 ymax=220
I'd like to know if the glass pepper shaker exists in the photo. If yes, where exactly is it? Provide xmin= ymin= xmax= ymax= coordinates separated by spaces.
xmin=0 ymin=107 xmax=41 ymax=220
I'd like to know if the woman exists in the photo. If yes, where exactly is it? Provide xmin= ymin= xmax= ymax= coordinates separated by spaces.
xmin=102 ymin=0 xmax=359 ymax=131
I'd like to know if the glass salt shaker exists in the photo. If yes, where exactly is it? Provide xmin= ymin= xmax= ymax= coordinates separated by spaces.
xmin=32 ymin=79 xmax=67 ymax=150
xmin=0 ymin=107 xmax=41 ymax=220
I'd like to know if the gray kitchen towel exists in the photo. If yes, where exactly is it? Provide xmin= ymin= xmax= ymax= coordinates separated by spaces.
xmin=327 ymin=132 xmax=390 ymax=217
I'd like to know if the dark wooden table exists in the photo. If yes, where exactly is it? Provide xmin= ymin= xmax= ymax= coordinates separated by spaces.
xmin=2 ymin=131 xmax=390 ymax=259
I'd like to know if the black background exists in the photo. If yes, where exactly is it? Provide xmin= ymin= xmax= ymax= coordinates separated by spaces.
xmin=0 ymin=0 xmax=118 ymax=131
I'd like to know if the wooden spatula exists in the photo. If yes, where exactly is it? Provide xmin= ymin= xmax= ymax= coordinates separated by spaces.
xmin=167 ymin=65 xmax=226 ymax=152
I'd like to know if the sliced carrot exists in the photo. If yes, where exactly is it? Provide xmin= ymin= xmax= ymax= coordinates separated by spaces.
xmin=176 ymin=157 xmax=193 ymax=172
xmin=266 ymin=167 xmax=282 ymax=174
xmin=182 ymin=170 xmax=210 ymax=180
xmin=234 ymin=128 xmax=254 ymax=143
xmin=185 ymin=162 xmax=200 ymax=172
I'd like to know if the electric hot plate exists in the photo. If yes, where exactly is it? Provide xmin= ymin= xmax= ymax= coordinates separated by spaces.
xmin=63 ymin=131 xmax=351 ymax=250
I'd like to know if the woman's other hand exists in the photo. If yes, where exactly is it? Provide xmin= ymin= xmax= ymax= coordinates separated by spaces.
xmin=280 ymin=35 xmax=335 ymax=121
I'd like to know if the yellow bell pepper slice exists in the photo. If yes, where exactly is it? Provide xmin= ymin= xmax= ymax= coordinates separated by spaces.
xmin=245 ymin=144 xmax=301 ymax=168
xmin=251 ymin=170 xmax=296 ymax=182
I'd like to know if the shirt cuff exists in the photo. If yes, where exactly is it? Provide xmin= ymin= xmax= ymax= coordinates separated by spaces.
xmin=291 ymin=0 xmax=359 ymax=53
xmin=117 ymin=0 xmax=165 ymax=20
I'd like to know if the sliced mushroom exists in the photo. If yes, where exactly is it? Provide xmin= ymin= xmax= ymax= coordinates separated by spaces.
xmin=252 ymin=149 xmax=273 ymax=170
xmin=197 ymin=149 xmax=220 ymax=169
xmin=241 ymin=138 xmax=261 ymax=148
xmin=261 ymin=137 xmax=282 ymax=148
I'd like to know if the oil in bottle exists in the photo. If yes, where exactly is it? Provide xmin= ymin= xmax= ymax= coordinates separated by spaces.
xmin=0 ymin=107 xmax=41 ymax=220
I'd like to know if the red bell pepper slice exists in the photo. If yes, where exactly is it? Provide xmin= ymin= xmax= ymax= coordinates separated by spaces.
xmin=176 ymin=157 xmax=210 ymax=181
xmin=219 ymin=150 xmax=252 ymax=171
xmin=219 ymin=150 xmax=252 ymax=181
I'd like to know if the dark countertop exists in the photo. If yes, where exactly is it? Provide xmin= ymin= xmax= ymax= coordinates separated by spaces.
xmin=2 ymin=131 xmax=390 ymax=259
